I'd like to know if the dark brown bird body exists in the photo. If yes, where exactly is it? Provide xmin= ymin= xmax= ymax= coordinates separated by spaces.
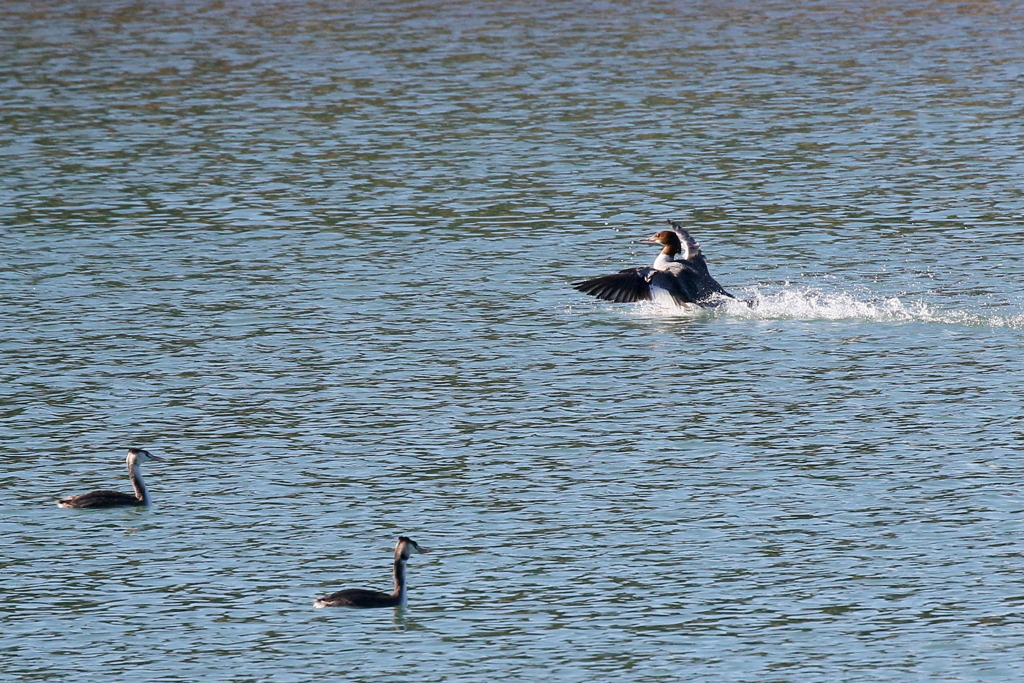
xmin=57 ymin=448 xmax=163 ymax=509
xmin=314 ymin=536 xmax=429 ymax=609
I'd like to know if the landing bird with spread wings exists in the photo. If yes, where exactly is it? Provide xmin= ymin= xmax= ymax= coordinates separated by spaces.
xmin=573 ymin=220 xmax=735 ymax=308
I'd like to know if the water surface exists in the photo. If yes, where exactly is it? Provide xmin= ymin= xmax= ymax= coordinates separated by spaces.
xmin=3 ymin=2 xmax=1024 ymax=681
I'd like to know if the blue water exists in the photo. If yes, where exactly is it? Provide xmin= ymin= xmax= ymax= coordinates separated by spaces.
xmin=4 ymin=2 xmax=1024 ymax=681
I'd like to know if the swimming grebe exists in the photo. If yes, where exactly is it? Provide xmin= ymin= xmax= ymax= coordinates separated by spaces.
xmin=314 ymin=536 xmax=429 ymax=609
xmin=573 ymin=219 xmax=735 ymax=307
xmin=57 ymin=448 xmax=164 ymax=509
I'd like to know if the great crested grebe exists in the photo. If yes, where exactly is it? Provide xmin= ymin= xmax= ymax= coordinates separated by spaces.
xmin=573 ymin=219 xmax=735 ymax=307
xmin=57 ymin=448 xmax=164 ymax=509
xmin=314 ymin=536 xmax=429 ymax=609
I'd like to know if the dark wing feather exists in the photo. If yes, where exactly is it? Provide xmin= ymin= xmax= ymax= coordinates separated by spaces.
xmin=660 ymin=260 xmax=735 ymax=304
xmin=683 ymin=257 xmax=734 ymax=302
xmin=572 ymin=268 xmax=652 ymax=303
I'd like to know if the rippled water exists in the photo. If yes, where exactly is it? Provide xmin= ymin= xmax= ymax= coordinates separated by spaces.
xmin=4 ymin=1 xmax=1024 ymax=681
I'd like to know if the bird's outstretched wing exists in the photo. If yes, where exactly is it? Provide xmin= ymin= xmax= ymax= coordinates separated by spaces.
xmin=573 ymin=267 xmax=696 ymax=306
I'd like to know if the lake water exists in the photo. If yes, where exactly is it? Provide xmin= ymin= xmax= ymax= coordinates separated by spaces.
xmin=3 ymin=1 xmax=1024 ymax=681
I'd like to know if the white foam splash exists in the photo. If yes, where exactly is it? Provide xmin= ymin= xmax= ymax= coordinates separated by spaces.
xmin=629 ymin=286 xmax=1024 ymax=329
xmin=731 ymin=288 xmax=920 ymax=322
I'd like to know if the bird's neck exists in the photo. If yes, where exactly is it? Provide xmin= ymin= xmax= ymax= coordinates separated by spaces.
xmin=653 ymin=252 xmax=677 ymax=269
xmin=128 ymin=462 xmax=148 ymax=503
xmin=391 ymin=558 xmax=408 ymax=604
